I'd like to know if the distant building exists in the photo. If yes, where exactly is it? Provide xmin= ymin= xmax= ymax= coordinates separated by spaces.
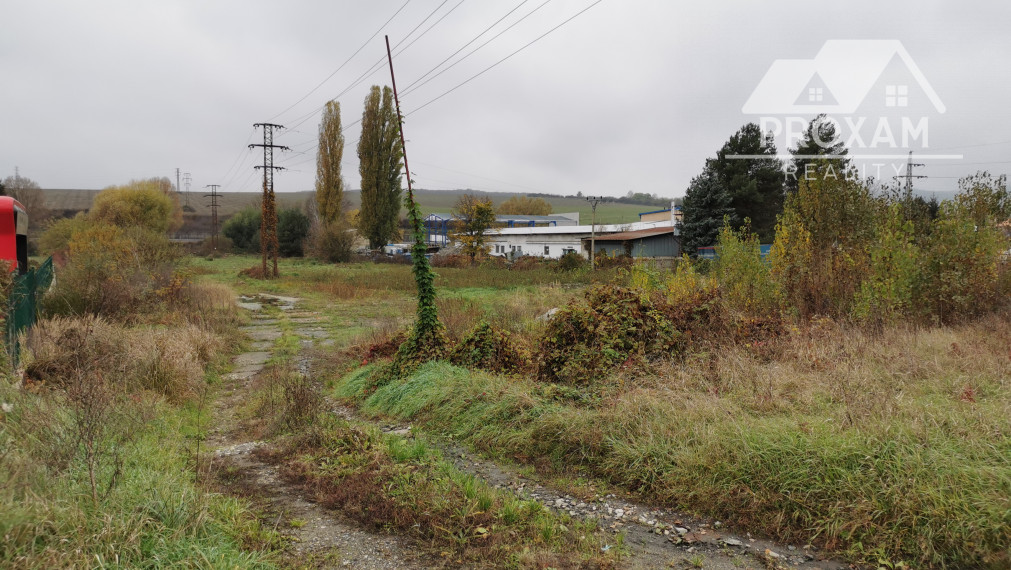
xmin=424 ymin=212 xmax=579 ymax=246
xmin=584 ymin=227 xmax=680 ymax=259
xmin=638 ymin=202 xmax=683 ymax=224
xmin=487 ymin=219 xmax=678 ymax=260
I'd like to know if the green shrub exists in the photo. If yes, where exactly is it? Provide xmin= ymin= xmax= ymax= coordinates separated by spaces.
xmin=555 ymin=251 xmax=586 ymax=272
xmin=39 ymin=214 xmax=91 ymax=254
xmin=277 ymin=208 xmax=310 ymax=257
xmin=89 ymin=179 xmax=182 ymax=234
xmin=852 ymin=204 xmax=920 ymax=326
xmin=916 ymin=201 xmax=1006 ymax=323
xmin=222 ymin=208 xmax=261 ymax=253
xmin=769 ymin=171 xmax=881 ymax=318
xmin=712 ymin=221 xmax=780 ymax=315
xmin=449 ymin=321 xmax=530 ymax=374
xmin=536 ymin=284 xmax=717 ymax=384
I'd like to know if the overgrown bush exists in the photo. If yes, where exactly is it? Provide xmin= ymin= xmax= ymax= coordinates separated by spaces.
xmin=917 ymin=201 xmax=1006 ymax=322
xmin=769 ymin=171 xmax=881 ymax=318
xmin=768 ymin=169 xmax=1009 ymax=325
xmin=509 ymin=255 xmax=547 ymax=271
xmin=450 ymin=321 xmax=530 ymax=374
xmin=43 ymin=224 xmax=186 ymax=321
xmin=852 ymin=204 xmax=919 ymax=326
xmin=536 ymin=284 xmax=718 ymax=384
xmin=307 ymin=217 xmax=355 ymax=263
xmin=712 ymin=221 xmax=781 ymax=316
xmin=555 ymin=251 xmax=586 ymax=272
xmin=277 ymin=208 xmax=310 ymax=257
xmin=592 ymin=251 xmax=633 ymax=270
xmin=89 ymin=179 xmax=182 ymax=234
xmin=39 ymin=214 xmax=91 ymax=254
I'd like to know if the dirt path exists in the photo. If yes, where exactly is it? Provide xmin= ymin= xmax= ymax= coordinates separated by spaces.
xmin=211 ymin=293 xmax=846 ymax=570
xmin=208 ymin=294 xmax=422 ymax=569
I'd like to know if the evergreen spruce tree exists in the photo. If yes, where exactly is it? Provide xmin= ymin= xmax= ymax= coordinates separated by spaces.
xmin=708 ymin=123 xmax=785 ymax=241
xmin=681 ymin=169 xmax=733 ymax=255
xmin=788 ymin=114 xmax=850 ymax=193
xmin=357 ymin=86 xmax=403 ymax=249
xmin=681 ymin=123 xmax=784 ymax=252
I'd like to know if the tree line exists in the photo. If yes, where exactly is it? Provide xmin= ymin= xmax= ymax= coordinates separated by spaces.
xmin=680 ymin=114 xmax=853 ymax=253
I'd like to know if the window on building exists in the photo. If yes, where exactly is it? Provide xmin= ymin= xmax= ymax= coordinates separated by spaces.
xmin=543 ymin=246 xmax=550 ymax=256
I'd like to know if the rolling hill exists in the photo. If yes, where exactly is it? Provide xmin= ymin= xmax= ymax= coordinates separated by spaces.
xmin=41 ymin=188 xmax=672 ymax=225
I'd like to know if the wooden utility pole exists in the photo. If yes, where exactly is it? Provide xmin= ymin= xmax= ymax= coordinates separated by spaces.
xmin=385 ymin=36 xmax=416 ymax=236
xmin=249 ymin=123 xmax=289 ymax=277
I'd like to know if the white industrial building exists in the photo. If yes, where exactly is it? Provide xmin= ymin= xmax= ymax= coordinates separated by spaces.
xmin=487 ymin=218 xmax=678 ymax=260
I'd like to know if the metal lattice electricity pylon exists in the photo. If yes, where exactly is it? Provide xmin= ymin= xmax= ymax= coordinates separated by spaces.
xmin=249 ymin=123 xmax=289 ymax=277
xmin=204 ymin=184 xmax=220 ymax=251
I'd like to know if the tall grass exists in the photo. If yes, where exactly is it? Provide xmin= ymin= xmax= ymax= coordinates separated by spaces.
xmin=337 ymin=314 xmax=1011 ymax=568
xmin=0 ymin=382 xmax=277 ymax=568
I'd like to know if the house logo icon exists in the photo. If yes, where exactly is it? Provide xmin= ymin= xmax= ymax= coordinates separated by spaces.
xmin=742 ymin=40 xmax=945 ymax=116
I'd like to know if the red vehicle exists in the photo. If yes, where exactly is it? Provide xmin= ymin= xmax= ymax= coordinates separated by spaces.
xmin=0 ymin=197 xmax=29 ymax=274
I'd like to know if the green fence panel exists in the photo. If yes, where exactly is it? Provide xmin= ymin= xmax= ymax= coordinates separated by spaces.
xmin=5 ymin=256 xmax=54 ymax=368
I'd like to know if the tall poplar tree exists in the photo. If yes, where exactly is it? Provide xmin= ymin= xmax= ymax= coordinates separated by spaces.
xmin=357 ymin=85 xmax=403 ymax=249
xmin=314 ymin=100 xmax=345 ymax=223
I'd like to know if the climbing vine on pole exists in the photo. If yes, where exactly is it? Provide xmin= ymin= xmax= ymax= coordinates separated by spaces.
xmin=385 ymin=35 xmax=447 ymax=370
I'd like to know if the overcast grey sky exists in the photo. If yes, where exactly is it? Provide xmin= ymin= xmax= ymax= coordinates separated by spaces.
xmin=3 ymin=1 xmax=1009 ymax=199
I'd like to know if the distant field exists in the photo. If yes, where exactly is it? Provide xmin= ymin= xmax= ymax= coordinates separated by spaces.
xmin=42 ymin=188 xmax=669 ymax=225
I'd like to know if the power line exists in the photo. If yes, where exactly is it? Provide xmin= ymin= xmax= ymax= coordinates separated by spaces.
xmin=274 ymin=2 xmax=602 ymax=185
xmin=392 ymin=0 xmax=467 ymax=59
xmin=401 ymin=0 xmax=551 ymax=98
xmin=401 ymin=0 xmax=533 ymax=93
xmin=406 ymin=0 xmax=605 ymax=116
xmin=217 ymin=127 xmax=257 ymax=191
xmin=279 ymin=0 xmax=458 ymax=136
xmin=923 ymin=139 xmax=1011 ymax=153
xmin=268 ymin=0 xmax=414 ymax=122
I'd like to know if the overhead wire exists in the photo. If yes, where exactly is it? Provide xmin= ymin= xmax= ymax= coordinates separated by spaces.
xmin=401 ymin=0 xmax=551 ymax=98
xmin=279 ymin=0 xmax=458 ymax=136
xmin=406 ymin=0 xmax=604 ymax=116
xmin=401 ymin=0 xmax=532 ymax=93
xmin=215 ymin=127 xmax=256 ymax=191
xmin=266 ymin=1 xmax=604 ymax=192
xmin=268 ymin=0 xmax=414 ymax=123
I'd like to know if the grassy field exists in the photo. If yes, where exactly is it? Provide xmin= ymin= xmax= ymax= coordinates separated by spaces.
xmin=189 ymin=255 xmax=1011 ymax=569
xmin=0 ymin=307 xmax=282 ymax=567
xmin=242 ymin=294 xmax=620 ymax=567
xmin=44 ymin=188 xmax=663 ymax=225
xmin=18 ymin=244 xmax=1006 ymax=568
